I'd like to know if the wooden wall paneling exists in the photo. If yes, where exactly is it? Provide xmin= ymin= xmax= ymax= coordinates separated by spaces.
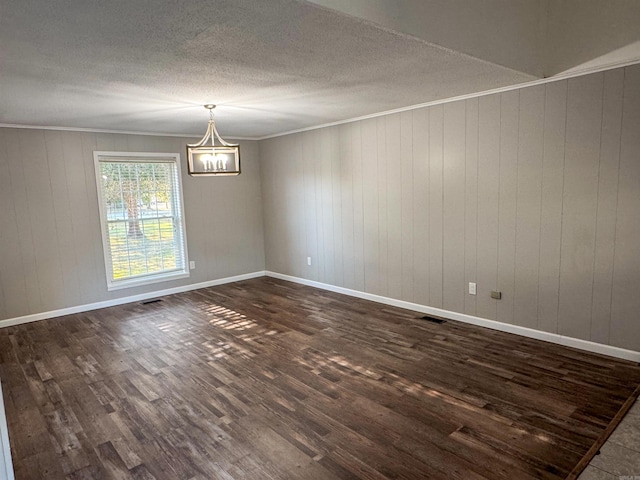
xmin=6 ymin=129 xmax=42 ymax=313
xmin=80 ymin=132 xmax=107 ymax=293
xmin=442 ymin=101 xmax=466 ymax=314
xmin=113 ymin=133 xmax=129 ymax=152
xmin=44 ymin=130 xmax=81 ymax=309
xmin=267 ymin=136 xmax=288 ymax=275
xmin=261 ymin=139 xmax=279 ymax=273
xmin=264 ymin=137 xmax=287 ymax=274
xmin=537 ymin=80 xmax=567 ymax=334
xmin=279 ymin=136 xmax=299 ymax=277
xmin=610 ymin=64 xmax=640 ymax=351
xmin=236 ymin=140 xmax=266 ymax=275
xmin=174 ymin=136 xmax=198 ymax=277
xmin=476 ymin=94 xmax=501 ymax=321
xmin=332 ymin=126 xmax=345 ymax=287
xmin=513 ymin=85 xmax=545 ymax=329
xmin=302 ymin=130 xmax=320 ymax=281
xmin=339 ymin=124 xmax=356 ymax=290
xmin=320 ymin=127 xmax=335 ymax=285
xmin=386 ymin=114 xmax=403 ymax=300
xmin=0 ymin=129 xmax=28 ymax=318
xmin=361 ymin=118 xmax=380 ymax=295
xmin=274 ymin=135 xmax=294 ymax=277
xmin=149 ymin=135 xmax=176 ymax=153
xmin=256 ymin=66 xmax=637 ymax=352
xmin=292 ymin=134 xmax=306 ymax=278
xmin=95 ymin=133 xmax=116 ymax=151
xmin=351 ymin=123 xmax=366 ymax=292
xmin=59 ymin=132 xmax=98 ymax=303
xmin=376 ymin=117 xmax=389 ymax=297
xmin=312 ymin=130 xmax=326 ymax=284
xmin=428 ymin=105 xmax=444 ymax=308
xmin=497 ymin=91 xmax=519 ymax=325
xmin=464 ymin=98 xmax=479 ymax=316
xmin=0 ymin=129 xmax=265 ymax=321
xmin=412 ymin=109 xmax=430 ymax=305
xmin=217 ymin=139 xmax=262 ymax=278
xmin=278 ymin=139 xmax=293 ymax=276
xmin=218 ymin=172 xmax=238 ymax=277
xmin=123 ymin=134 xmax=145 ymax=151
xmin=125 ymin=134 xmax=174 ymax=153
xmin=202 ymin=138 xmax=264 ymax=279
xmin=262 ymin=138 xmax=280 ymax=273
xmin=180 ymin=138 xmax=206 ymax=282
xmin=278 ymin=137 xmax=293 ymax=276
xmin=558 ymin=74 xmax=603 ymax=341
xmin=591 ymin=69 xmax=624 ymax=345
xmin=2 ymin=67 xmax=637 ymax=355
xmin=400 ymin=111 xmax=414 ymax=302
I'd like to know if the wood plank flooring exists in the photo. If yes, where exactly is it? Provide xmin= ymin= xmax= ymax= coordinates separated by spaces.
xmin=1 ymin=277 xmax=639 ymax=479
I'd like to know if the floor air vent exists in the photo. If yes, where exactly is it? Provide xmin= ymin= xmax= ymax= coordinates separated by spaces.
xmin=141 ymin=299 xmax=163 ymax=305
xmin=420 ymin=315 xmax=446 ymax=324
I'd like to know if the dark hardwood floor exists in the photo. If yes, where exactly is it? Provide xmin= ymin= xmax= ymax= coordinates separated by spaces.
xmin=1 ymin=277 xmax=639 ymax=479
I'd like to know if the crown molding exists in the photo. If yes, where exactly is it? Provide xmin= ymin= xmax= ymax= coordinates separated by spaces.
xmin=0 ymin=123 xmax=256 ymax=141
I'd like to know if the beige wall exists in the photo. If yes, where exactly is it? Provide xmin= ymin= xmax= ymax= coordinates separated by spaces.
xmin=0 ymin=129 xmax=265 ymax=320
xmin=260 ymin=64 xmax=640 ymax=352
xmin=1 ymin=65 xmax=639 ymax=353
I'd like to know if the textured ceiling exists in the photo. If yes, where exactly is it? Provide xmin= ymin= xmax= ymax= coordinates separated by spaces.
xmin=0 ymin=0 xmax=536 ymax=138
xmin=308 ymin=0 xmax=640 ymax=78
xmin=0 ymin=0 xmax=638 ymax=138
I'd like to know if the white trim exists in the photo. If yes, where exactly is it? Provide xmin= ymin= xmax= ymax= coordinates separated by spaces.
xmin=0 ymin=271 xmax=265 ymax=330
xmin=106 ymin=272 xmax=191 ymax=291
xmin=0 ymin=381 xmax=15 ymax=480
xmin=2 ymin=269 xmax=638 ymax=362
xmin=265 ymin=271 xmax=640 ymax=363
xmin=0 ymin=123 xmax=257 ymax=142
xmin=1 ymin=60 xmax=639 ymax=142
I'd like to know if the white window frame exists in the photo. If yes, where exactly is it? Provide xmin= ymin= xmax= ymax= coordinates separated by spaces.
xmin=94 ymin=151 xmax=190 ymax=291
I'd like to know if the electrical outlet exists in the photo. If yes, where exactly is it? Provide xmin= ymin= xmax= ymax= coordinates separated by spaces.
xmin=469 ymin=282 xmax=476 ymax=295
xmin=189 ymin=261 xmax=196 ymax=270
xmin=307 ymin=257 xmax=312 ymax=266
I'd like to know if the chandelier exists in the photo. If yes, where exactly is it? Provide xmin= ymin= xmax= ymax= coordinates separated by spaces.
xmin=186 ymin=104 xmax=240 ymax=176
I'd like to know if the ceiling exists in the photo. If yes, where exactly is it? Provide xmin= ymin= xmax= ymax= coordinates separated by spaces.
xmin=1 ymin=0 xmax=639 ymax=139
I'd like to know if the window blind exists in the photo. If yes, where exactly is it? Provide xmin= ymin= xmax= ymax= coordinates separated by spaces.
xmin=94 ymin=153 xmax=189 ymax=290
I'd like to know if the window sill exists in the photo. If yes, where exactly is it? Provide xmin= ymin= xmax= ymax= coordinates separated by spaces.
xmin=107 ymin=271 xmax=190 ymax=291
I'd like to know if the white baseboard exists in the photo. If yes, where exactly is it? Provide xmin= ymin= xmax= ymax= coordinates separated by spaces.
xmin=0 ymin=271 xmax=266 ymax=329
xmin=2 ymin=269 xmax=637 ymax=363
xmin=265 ymin=271 xmax=640 ymax=363
xmin=0 ymin=381 xmax=14 ymax=480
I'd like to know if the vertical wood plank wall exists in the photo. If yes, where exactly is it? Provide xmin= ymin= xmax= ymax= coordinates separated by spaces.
xmin=0 ymin=132 xmax=265 ymax=320
xmin=260 ymin=64 xmax=640 ymax=352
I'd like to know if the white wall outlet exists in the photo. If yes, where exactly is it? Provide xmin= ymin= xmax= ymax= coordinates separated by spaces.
xmin=307 ymin=256 xmax=312 ymax=266
xmin=189 ymin=261 xmax=196 ymax=270
xmin=469 ymin=282 xmax=476 ymax=295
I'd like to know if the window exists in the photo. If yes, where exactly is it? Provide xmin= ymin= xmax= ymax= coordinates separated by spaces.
xmin=94 ymin=152 xmax=189 ymax=290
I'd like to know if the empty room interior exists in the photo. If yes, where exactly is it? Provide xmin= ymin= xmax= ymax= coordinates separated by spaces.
xmin=2 ymin=1 xmax=640 ymax=479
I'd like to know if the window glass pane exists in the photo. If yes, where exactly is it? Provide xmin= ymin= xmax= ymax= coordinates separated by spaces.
xmin=95 ymin=154 xmax=188 ymax=288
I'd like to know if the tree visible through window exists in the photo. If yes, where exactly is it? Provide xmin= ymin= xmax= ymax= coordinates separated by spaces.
xmin=94 ymin=152 xmax=189 ymax=290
